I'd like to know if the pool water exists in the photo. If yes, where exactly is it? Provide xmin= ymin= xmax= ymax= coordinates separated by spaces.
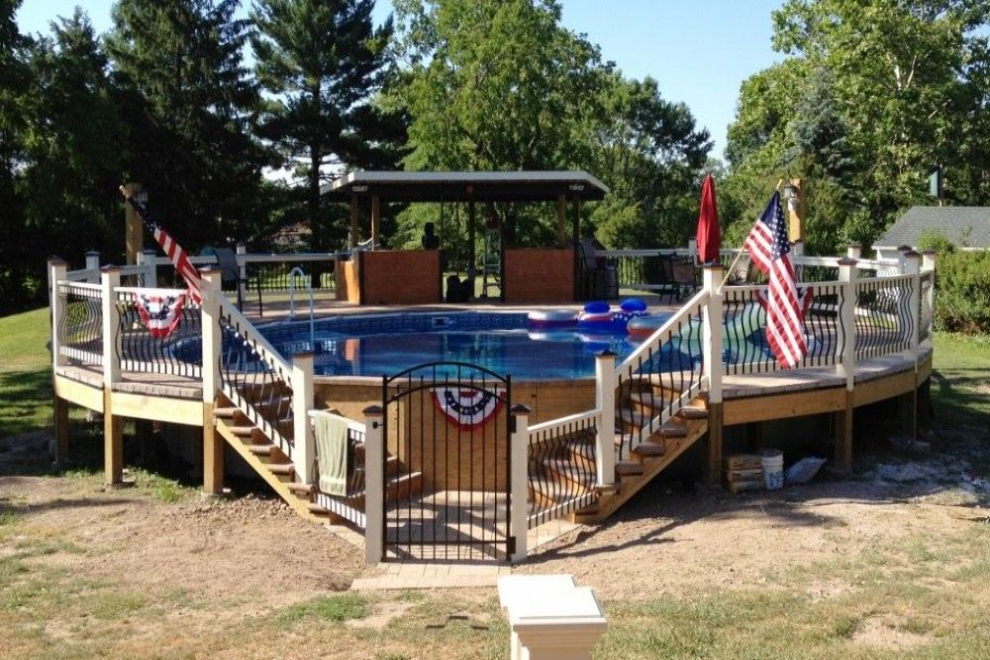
xmin=259 ymin=311 xmax=690 ymax=380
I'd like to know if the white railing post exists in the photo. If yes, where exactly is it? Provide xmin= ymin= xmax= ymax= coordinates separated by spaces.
xmin=837 ymin=258 xmax=858 ymax=388
xmin=687 ymin=238 xmax=698 ymax=265
xmin=701 ymin=265 xmax=724 ymax=404
xmin=510 ymin=404 xmax=530 ymax=563
xmin=138 ymin=249 xmax=157 ymax=287
xmin=846 ymin=243 xmax=862 ymax=260
xmin=200 ymin=268 xmax=222 ymax=401
xmin=702 ymin=264 xmax=724 ymax=485
xmin=921 ymin=250 xmax=936 ymax=342
xmin=236 ymin=243 xmax=248 ymax=302
xmin=49 ymin=259 xmax=69 ymax=368
xmin=896 ymin=245 xmax=912 ymax=274
xmin=363 ymin=405 xmax=384 ymax=565
xmin=903 ymin=251 xmax=921 ymax=368
xmin=100 ymin=266 xmax=121 ymax=386
xmin=85 ymin=251 xmax=100 ymax=283
xmin=595 ymin=351 xmax=616 ymax=488
xmin=291 ymin=352 xmax=315 ymax=485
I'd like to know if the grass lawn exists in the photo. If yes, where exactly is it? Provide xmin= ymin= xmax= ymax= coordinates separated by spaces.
xmin=1 ymin=307 xmax=988 ymax=659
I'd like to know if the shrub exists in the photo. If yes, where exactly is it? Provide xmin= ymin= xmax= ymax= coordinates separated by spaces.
xmin=930 ymin=250 xmax=990 ymax=333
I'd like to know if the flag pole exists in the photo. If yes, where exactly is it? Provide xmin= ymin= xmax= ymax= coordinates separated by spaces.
xmin=719 ymin=245 xmax=749 ymax=288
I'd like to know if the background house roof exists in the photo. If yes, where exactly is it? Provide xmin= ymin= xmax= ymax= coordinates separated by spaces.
xmin=876 ymin=206 xmax=990 ymax=248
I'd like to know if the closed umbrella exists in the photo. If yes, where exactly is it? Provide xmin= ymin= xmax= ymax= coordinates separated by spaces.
xmin=696 ymin=174 xmax=721 ymax=264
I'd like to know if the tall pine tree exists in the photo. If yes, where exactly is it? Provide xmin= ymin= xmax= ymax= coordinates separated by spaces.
xmin=107 ymin=0 xmax=268 ymax=248
xmin=22 ymin=10 xmax=126 ymax=266
xmin=251 ymin=0 xmax=406 ymax=249
xmin=0 ymin=0 xmax=32 ymax=311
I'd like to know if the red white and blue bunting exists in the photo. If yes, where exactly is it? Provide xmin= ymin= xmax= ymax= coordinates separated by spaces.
xmin=432 ymin=386 xmax=505 ymax=429
xmin=135 ymin=290 xmax=186 ymax=338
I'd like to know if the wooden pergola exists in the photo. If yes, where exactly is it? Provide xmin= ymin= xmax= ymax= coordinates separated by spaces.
xmin=324 ymin=171 xmax=608 ymax=303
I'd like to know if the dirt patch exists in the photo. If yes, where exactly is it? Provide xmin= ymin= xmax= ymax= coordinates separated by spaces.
xmin=0 ymin=475 xmax=368 ymax=612
xmin=517 ymin=478 xmax=978 ymax=600
xmin=853 ymin=616 xmax=931 ymax=651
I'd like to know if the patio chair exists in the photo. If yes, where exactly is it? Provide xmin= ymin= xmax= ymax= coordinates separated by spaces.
xmin=200 ymin=247 xmax=264 ymax=314
xmin=671 ymin=257 xmax=698 ymax=301
xmin=577 ymin=238 xmax=618 ymax=300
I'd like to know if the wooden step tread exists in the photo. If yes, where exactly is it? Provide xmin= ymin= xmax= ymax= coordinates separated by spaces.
xmin=227 ymin=425 xmax=257 ymax=437
xmin=248 ymin=443 xmax=275 ymax=456
xmin=213 ymin=407 xmax=238 ymax=419
xmin=676 ymin=405 xmax=708 ymax=420
xmin=632 ymin=442 xmax=665 ymax=457
xmin=615 ymin=461 xmax=645 ymax=477
xmin=267 ymin=463 xmax=294 ymax=476
xmin=286 ymin=482 xmax=315 ymax=495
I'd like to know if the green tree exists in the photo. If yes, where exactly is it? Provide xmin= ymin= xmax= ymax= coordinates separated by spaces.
xmin=0 ymin=0 xmax=33 ymax=312
xmin=251 ymin=0 xmax=406 ymax=250
xmin=591 ymin=74 xmax=711 ymax=248
xmin=21 ymin=10 xmax=126 ymax=266
xmin=724 ymin=0 xmax=990 ymax=252
xmin=107 ymin=0 xmax=269 ymax=248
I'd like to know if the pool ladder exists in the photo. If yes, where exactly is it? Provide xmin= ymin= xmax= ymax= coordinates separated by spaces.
xmin=288 ymin=266 xmax=316 ymax=349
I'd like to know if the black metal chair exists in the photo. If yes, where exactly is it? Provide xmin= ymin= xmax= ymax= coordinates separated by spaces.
xmin=577 ymin=238 xmax=618 ymax=300
xmin=200 ymin=247 xmax=264 ymax=314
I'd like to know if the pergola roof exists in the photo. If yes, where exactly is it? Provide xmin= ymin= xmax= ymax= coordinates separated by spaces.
xmin=322 ymin=170 xmax=609 ymax=202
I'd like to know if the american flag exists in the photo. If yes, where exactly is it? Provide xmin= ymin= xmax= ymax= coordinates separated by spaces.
xmin=119 ymin=187 xmax=203 ymax=304
xmin=743 ymin=192 xmax=807 ymax=368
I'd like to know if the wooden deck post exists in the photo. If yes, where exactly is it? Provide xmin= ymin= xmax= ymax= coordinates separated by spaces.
xmin=594 ymin=351 xmax=617 ymax=488
xmin=291 ymin=352 xmax=315 ymax=485
xmin=101 ymin=266 xmax=123 ymax=485
xmin=510 ymin=404 xmax=530 ymax=563
xmin=53 ymin=396 xmax=69 ymax=465
xmin=702 ymin=264 xmax=724 ymax=485
xmin=123 ymin=182 xmax=144 ymax=265
xmin=834 ymin=257 xmax=858 ymax=472
xmin=49 ymin=258 xmax=70 ymax=464
xmin=363 ymin=405 xmax=384 ymax=565
xmin=200 ymin=268 xmax=224 ymax=494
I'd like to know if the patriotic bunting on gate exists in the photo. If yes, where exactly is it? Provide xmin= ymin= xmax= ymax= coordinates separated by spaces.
xmin=743 ymin=192 xmax=808 ymax=369
xmin=432 ymin=387 xmax=504 ymax=429
xmin=135 ymin=290 xmax=186 ymax=338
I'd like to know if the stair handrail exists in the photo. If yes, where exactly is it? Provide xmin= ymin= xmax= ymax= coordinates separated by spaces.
xmin=215 ymin=291 xmax=294 ymax=379
xmin=615 ymin=288 xmax=710 ymax=380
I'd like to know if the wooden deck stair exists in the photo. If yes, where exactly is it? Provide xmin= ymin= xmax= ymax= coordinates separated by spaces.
xmin=213 ymin=397 xmax=422 ymax=526
xmin=560 ymin=382 xmax=709 ymax=524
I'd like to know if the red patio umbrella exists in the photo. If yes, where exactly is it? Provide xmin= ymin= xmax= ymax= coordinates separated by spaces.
xmin=696 ymin=174 xmax=721 ymax=264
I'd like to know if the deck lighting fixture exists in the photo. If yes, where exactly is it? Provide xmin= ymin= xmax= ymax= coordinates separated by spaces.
xmin=781 ymin=178 xmax=799 ymax=213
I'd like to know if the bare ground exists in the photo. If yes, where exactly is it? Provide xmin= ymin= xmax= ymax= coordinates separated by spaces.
xmin=2 ymin=458 xmax=988 ymax=658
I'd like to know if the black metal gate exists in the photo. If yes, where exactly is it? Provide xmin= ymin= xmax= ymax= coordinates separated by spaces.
xmin=382 ymin=362 xmax=512 ymax=561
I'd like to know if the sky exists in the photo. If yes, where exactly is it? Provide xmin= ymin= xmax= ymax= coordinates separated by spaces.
xmin=15 ymin=0 xmax=784 ymax=159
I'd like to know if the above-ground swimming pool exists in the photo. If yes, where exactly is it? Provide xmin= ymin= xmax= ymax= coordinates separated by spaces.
xmin=257 ymin=310 xmax=714 ymax=380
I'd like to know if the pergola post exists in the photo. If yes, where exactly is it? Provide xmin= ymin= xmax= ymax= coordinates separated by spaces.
xmin=350 ymin=194 xmax=359 ymax=248
xmin=370 ymin=195 xmax=381 ymax=249
xmin=468 ymin=199 xmax=476 ymax=296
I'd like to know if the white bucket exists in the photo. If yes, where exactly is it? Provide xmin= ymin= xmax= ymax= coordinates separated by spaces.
xmin=761 ymin=450 xmax=784 ymax=490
